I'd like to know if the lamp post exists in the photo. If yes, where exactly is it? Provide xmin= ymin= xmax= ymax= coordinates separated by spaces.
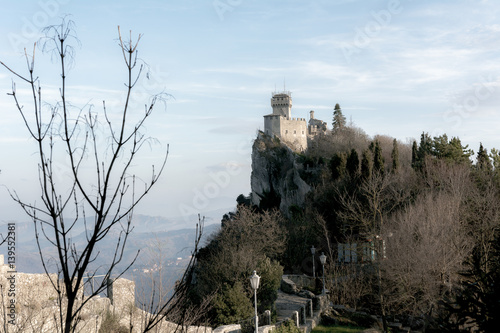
xmin=250 ymin=270 xmax=260 ymax=333
xmin=310 ymin=245 xmax=316 ymax=278
xmin=319 ymin=252 xmax=327 ymax=295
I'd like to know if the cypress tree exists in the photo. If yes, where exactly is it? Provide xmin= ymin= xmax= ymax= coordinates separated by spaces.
xmin=391 ymin=138 xmax=400 ymax=173
xmin=361 ymin=149 xmax=373 ymax=180
xmin=373 ymin=140 xmax=385 ymax=175
xmin=346 ymin=149 xmax=360 ymax=178
xmin=330 ymin=152 xmax=347 ymax=180
xmin=411 ymin=140 xmax=418 ymax=169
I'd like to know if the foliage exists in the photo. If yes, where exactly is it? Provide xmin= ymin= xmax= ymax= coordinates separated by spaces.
xmin=212 ymin=282 xmax=253 ymax=325
xmin=273 ymin=319 xmax=301 ymax=333
xmin=98 ymin=310 xmax=128 ymax=333
xmin=256 ymin=257 xmax=284 ymax=312
xmin=412 ymin=132 xmax=473 ymax=170
xmin=188 ymin=206 xmax=285 ymax=326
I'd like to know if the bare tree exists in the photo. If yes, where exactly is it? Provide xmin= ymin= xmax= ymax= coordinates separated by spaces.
xmin=139 ymin=219 xmax=213 ymax=332
xmin=1 ymin=20 xmax=170 ymax=333
xmin=382 ymin=191 xmax=473 ymax=317
xmin=336 ymin=170 xmax=415 ymax=332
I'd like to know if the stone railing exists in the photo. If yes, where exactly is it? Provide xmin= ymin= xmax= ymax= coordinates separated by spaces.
xmin=213 ymin=275 xmax=328 ymax=333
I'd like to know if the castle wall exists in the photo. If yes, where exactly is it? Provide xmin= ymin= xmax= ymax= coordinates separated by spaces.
xmin=264 ymin=115 xmax=282 ymax=137
xmin=280 ymin=117 xmax=307 ymax=151
xmin=263 ymin=115 xmax=307 ymax=151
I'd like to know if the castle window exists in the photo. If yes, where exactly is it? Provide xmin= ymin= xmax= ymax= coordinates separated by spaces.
xmin=302 ymin=131 xmax=304 ymax=135
xmin=285 ymin=130 xmax=288 ymax=134
xmin=294 ymin=130 xmax=296 ymax=134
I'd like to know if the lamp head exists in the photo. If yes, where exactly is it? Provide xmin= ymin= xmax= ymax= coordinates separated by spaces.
xmin=311 ymin=245 xmax=315 ymax=255
xmin=319 ymin=252 xmax=327 ymax=265
xmin=250 ymin=270 xmax=260 ymax=290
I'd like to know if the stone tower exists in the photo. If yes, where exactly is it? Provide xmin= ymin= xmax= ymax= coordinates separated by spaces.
xmin=263 ymin=91 xmax=307 ymax=151
xmin=271 ymin=92 xmax=292 ymax=119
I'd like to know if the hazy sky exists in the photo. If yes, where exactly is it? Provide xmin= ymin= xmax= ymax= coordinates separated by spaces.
xmin=1 ymin=0 xmax=500 ymax=226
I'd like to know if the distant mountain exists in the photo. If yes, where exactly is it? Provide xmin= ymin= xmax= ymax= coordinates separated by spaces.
xmin=2 ymin=214 xmax=222 ymax=274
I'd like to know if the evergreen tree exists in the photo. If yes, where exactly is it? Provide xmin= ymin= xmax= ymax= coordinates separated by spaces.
xmin=412 ymin=132 xmax=433 ymax=171
xmin=432 ymin=134 xmax=473 ymax=164
xmin=418 ymin=132 xmax=433 ymax=161
xmin=361 ymin=149 xmax=373 ymax=180
xmin=212 ymin=282 xmax=253 ymax=325
xmin=368 ymin=140 xmax=375 ymax=153
xmin=373 ymin=140 xmax=385 ymax=175
xmin=332 ymin=103 xmax=346 ymax=132
xmin=476 ymin=143 xmax=492 ymax=172
xmin=346 ymin=149 xmax=360 ymax=178
xmin=451 ymin=230 xmax=500 ymax=331
xmin=330 ymin=152 xmax=347 ymax=180
xmin=490 ymin=148 xmax=500 ymax=171
xmin=391 ymin=138 xmax=399 ymax=173
xmin=489 ymin=148 xmax=500 ymax=184
xmin=411 ymin=140 xmax=418 ymax=169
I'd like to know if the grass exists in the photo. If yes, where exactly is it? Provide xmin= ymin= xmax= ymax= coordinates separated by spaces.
xmin=311 ymin=324 xmax=365 ymax=333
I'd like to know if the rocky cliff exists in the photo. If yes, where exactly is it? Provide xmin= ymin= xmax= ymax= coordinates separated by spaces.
xmin=250 ymin=132 xmax=311 ymax=216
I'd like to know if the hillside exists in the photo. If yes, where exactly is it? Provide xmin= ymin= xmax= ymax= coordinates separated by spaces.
xmin=185 ymin=117 xmax=500 ymax=331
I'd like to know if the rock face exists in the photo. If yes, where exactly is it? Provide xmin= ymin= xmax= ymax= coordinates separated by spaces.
xmin=250 ymin=132 xmax=311 ymax=216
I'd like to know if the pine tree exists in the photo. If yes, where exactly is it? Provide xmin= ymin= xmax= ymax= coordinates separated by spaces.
xmin=476 ymin=143 xmax=492 ymax=172
xmin=332 ymin=103 xmax=346 ymax=132
xmin=391 ymin=138 xmax=400 ymax=173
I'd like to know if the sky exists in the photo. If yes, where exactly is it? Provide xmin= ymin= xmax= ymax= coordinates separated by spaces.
xmin=1 ymin=0 xmax=500 ymax=227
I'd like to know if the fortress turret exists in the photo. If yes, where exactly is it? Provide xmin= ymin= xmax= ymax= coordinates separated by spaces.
xmin=271 ymin=91 xmax=292 ymax=119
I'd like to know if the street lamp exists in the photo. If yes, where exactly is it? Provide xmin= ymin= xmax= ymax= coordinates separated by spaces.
xmin=310 ymin=245 xmax=316 ymax=278
xmin=319 ymin=252 xmax=327 ymax=295
xmin=250 ymin=270 xmax=260 ymax=333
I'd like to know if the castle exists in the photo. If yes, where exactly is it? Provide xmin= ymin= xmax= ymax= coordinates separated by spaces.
xmin=263 ymin=91 xmax=327 ymax=151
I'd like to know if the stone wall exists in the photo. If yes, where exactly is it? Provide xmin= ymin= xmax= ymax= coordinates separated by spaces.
xmin=284 ymin=275 xmax=316 ymax=290
xmin=0 ymin=256 xmax=212 ymax=333
xmin=108 ymin=276 xmax=135 ymax=314
xmin=279 ymin=117 xmax=308 ymax=152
